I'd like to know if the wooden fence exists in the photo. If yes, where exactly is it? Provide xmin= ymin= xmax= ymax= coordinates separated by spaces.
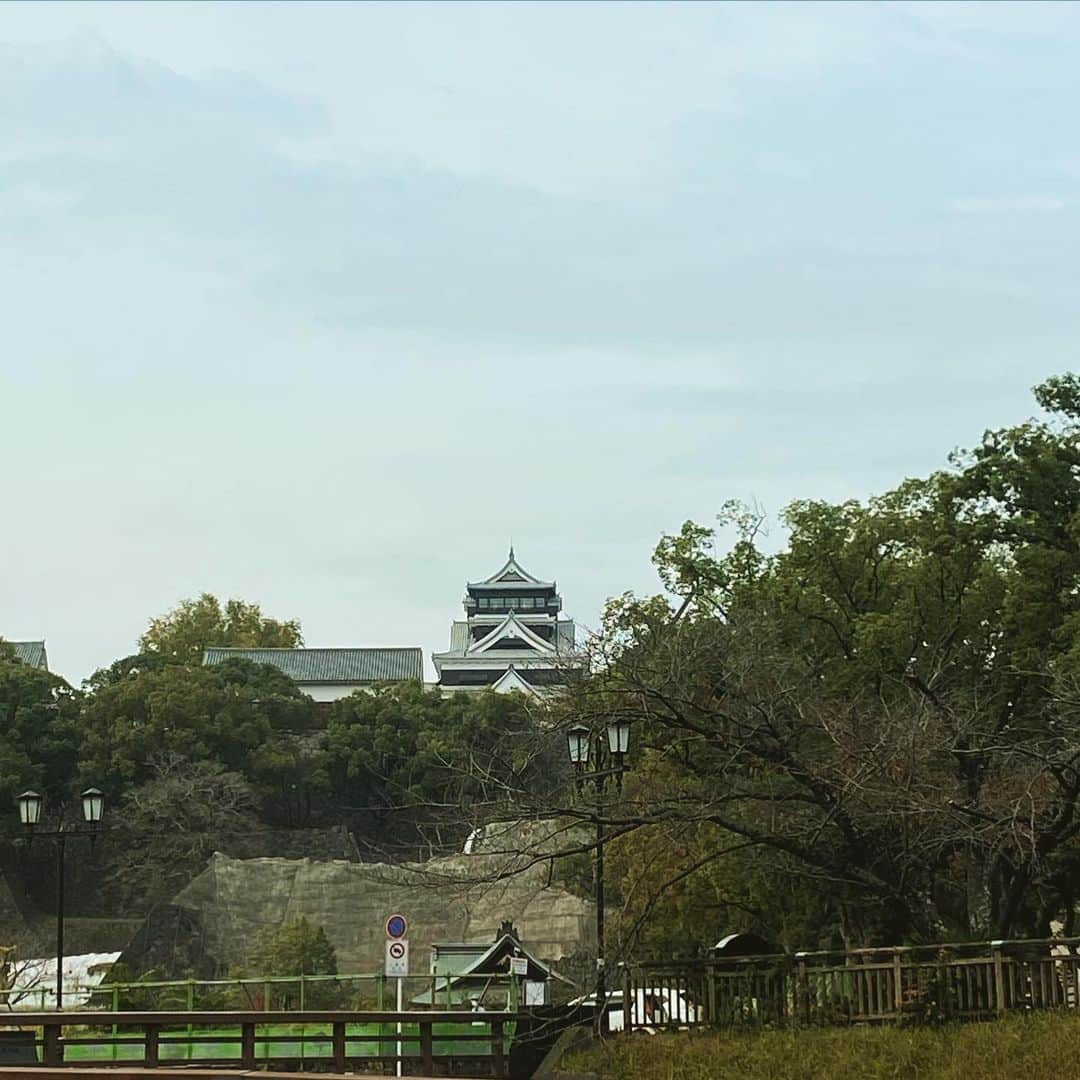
xmin=5 ymin=1009 xmax=518 ymax=1076
xmin=620 ymin=936 xmax=1080 ymax=1032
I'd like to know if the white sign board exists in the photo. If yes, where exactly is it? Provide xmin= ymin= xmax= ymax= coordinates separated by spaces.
xmin=509 ymin=956 xmax=528 ymax=977
xmin=385 ymin=939 xmax=409 ymax=977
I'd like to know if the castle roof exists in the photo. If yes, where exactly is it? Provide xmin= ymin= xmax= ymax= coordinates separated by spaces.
xmin=467 ymin=547 xmax=555 ymax=591
xmin=467 ymin=610 xmax=556 ymax=655
xmin=203 ymin=646 xmax=422 ymax=685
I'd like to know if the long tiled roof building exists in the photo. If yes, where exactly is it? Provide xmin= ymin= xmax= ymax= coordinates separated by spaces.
xmin=203 ymin=646 xmax=422 ymax=703
xmin=5 ymin=641 xmax=49 ymax=670
xmin=432 ymin=549 xmax=580 ymax=697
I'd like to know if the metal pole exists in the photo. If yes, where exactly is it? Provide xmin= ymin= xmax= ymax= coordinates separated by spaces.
xmin=396 ymin=976 xmax=403 ymax=1078
xmin=55 ymin=832 xmax=66 ymax=1010
xmin=595 ymin=756 xmax=606 ymax=1038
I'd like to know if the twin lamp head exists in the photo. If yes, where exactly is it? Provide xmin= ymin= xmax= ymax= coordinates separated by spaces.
xmin=15 ymin=788 xmax=105 ymax=828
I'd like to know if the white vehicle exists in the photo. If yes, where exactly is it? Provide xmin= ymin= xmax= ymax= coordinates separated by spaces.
xmin=570 ymin=987 xmax=700 ymax=1032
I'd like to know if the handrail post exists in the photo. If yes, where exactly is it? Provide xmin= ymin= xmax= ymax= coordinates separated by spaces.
xmin=43 ymin=1022 xmax=62 ymax=1067
xmin=333 ymin=1020 xmax=346 ymax=1072
xmin=622 ymin=964 xmax=633 ymax=1032
xmin=992 ymin=942 xmax=1007 ymax=1015
xmin=145 ymin=1023 xmax=160 ymax=1068
xmin=241 ymin=1021 xmax=256 ymax=1068
xmin=298 ymin=974 xmax=306 ymax=1066
xmin=796 ymin=953 xmax=810 ymax=1025
xmin=706 ymin=960 xmax=717 ymax=1025
xmin=937 ymin=951 xmax=950 ymax=1020
xmin=893 ymin=950 xmax=904 ymax=1021
xmin=420 ymin=1018 xmax=435 ymax=1073
xmin=492 ymin=1018 xmax=505 ymax=1079
xmin=187 ymin=979 xmax=195 ymax=1062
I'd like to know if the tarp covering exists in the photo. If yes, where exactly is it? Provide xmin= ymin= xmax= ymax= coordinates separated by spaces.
xmin=3 ymin=952 xmax=120 ymax=1009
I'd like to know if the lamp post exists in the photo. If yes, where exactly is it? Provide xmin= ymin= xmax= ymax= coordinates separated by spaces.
xmin=15 ymin=788 xmax=106 ymax=1009
xmin=566 ymin=717 xmax=631 ymax=1037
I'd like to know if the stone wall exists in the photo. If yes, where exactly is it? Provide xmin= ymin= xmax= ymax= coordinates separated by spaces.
xmin=172 ymin=847 xmax=593 ymax=975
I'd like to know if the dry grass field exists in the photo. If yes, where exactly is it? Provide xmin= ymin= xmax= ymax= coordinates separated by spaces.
xmin=568 ymin=1013 xmax=1080 ymax=1079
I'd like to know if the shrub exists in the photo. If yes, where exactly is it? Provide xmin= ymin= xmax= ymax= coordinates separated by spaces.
xmin=231 ymin=918 xmax=342 ymax=1009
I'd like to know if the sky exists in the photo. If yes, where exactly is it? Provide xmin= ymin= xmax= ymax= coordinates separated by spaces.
xmin=2 ymin=1 xmax=1079 ymax=684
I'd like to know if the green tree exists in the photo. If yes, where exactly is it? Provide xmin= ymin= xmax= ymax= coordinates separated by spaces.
xmin=139 ymin=594 xmax=302 ymax=662
xmin=82 ymin=651 xmax=181 ymax=693
xmin=0 ymin=651 xmax=80 ymax=815
xmin=248 ymin=731 xmax=331 ymax=828
xmin=602 ymin=760 xmax=835 ymax=959
xmin=79 ymin=658 xmax=316 ymax=793
xmin=325 ymin=682 xmax=549 ymax=855
xmin=104 ymin=756 xmax=260 ymax=909
xmin=236 ymin=917 xmax=339 ymax=1008
xmin=542 ymin=375 xmax=1080 ymax=947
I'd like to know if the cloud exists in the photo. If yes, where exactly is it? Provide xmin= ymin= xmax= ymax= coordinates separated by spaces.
xmin=3 ymin=10 xmax=1080 ymax=682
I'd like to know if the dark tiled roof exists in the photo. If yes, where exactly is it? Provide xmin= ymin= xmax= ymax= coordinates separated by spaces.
xmin=7 ymin=641 xmax=48 ymax=670
xmin=202 ymin=646 xmax=422 ymax=684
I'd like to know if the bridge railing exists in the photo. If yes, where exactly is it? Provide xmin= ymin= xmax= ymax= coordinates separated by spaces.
xmin=620 ymin=936 xmax=1080 ymax=1032
xmin=6 ymin=1009 xmax=521 ymax=1076
xmin=1 ymin=970 xmax=527 ymax=1013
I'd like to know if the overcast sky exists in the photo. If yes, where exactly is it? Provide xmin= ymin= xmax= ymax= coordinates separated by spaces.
xmin=2 ymin=2 xmax=1078 ymax=684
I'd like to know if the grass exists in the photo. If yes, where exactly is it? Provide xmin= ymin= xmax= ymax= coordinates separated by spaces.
xmin=568 ymin=1013 xmax=1080 ymax=1080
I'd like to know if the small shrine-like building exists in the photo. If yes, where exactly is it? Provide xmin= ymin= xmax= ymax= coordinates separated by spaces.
xmin=433 ymin=549 xmax=578 ymax=697
xmin=412 ymin=922 xmax=570 ymax=1008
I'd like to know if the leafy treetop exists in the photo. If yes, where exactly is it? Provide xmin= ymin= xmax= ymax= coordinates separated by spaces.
xmin=139 ymin=594 xmax=302 ymax=662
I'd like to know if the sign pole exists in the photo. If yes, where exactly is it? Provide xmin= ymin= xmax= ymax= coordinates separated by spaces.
xmin=384 ymin=915 xmax=409 ymax=1080
xmin=396 ymin=975 xmax=403 ymax=1078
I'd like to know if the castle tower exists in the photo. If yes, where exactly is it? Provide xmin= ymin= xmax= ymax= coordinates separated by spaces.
xmin=433 ymin=548 xmax=578 ymax=696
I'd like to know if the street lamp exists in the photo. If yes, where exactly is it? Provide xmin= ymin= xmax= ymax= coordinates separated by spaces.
xmin=606 ymin=716 xmax=631 ymax=759
xmin=80 ymin=788 xmax=105 ymax=825
xmin=566 ymin=725 xmax=591 ymax=767
xmin=15 ymin=788 xmax=106 ymax=1009
xmin=564 ymin=718 xmax=632 ymax=1036
xmin=16 ymin=790 xmax=43 ymax=828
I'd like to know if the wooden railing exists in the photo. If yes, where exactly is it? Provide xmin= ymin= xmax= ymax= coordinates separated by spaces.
xmin=620 ymin=937 xmax=1080 ymax=1032
xmin=6 ymin=1009 xmax=518 ymax=1075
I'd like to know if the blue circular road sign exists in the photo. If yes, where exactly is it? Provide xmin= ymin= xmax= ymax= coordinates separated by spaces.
xmin=386 ymin=914 xmax=408 ymax=939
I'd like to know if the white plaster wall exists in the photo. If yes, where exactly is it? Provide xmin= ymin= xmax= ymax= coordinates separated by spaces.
xmin=301 ymin=683 xmax=371 ymax=703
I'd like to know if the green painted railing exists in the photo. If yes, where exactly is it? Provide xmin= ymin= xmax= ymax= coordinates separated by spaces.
xmin=7 ymin=1009 xmax=518 ymax=1075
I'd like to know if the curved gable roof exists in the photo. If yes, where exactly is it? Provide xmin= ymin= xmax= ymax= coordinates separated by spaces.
xmin=467 ymin=611 xmax=556 ymax=656
xmin=490 ymin=666 xmax=542 ymax=697
xmin=468 ymin=548 xmax=555 ymax=590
